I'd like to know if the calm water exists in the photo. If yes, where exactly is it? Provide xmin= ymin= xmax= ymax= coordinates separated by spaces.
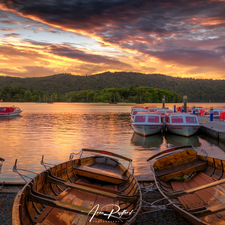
xmin=1 ymin=102 xmax=225 ymax=182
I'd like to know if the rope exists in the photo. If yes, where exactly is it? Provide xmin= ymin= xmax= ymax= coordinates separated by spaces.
xmin=138 ymin=197 xmax=176 ymax=215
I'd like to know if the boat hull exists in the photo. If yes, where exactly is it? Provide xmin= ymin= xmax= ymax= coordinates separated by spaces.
xmin=166 ymin=124 xmax=200 ymax=137
xmin=0 ymin=110 xmax=22 ymax=117
xmin=132 ymin=124 xmax=163 ymax=136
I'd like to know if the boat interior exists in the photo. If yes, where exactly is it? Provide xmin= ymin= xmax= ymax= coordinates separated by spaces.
xmin=149 ymin=146 xmax=225 ymax=224
xmin=12 ymin=149 xmax=142 ymax=225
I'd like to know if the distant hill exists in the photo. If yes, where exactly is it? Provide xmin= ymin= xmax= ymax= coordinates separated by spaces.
xmin=0 ymin=72 xmax=224 ymax=102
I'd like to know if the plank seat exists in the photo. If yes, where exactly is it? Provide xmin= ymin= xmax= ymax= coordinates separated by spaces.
xmin=155 ymin=160 xmax=207 ymax=181
xmin=73 ymin=165 xmax=127 ymax=184
xmin=171 ymin=172 xmax=225 ymax=223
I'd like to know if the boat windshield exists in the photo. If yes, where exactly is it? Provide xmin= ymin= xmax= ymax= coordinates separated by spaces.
xmin=133 ymin=110 xmax=147 ymax=115
xmin=171 ymin=116 xmax=184 ymax=123
xmin=135 ymin=116 xmax=146 ymax=122
xmin=185 ymin=116 xmax=197 ymax=123
xmin=0 ymin=108 xmax=6 ymax=111
xmin=148 ymin=116 xmax=160 ymax=123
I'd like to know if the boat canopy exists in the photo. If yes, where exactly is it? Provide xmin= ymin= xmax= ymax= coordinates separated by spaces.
xmin=0 ymin=107 xmax=15 ymax=113
xmin=166 ymin=114 xmax=198 ymax=124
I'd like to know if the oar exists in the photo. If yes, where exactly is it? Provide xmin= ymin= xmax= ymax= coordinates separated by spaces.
xmin=165 ymin=178 xmax=225 ymax=198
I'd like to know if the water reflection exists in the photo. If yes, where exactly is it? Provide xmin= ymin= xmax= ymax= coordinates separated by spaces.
xmin=164 ymin=133 xmax=201 ymax=147
xmin=131 ymin=132 xmax=163 ymax=149
xmin=199 ymin=134 xmax=225 ymax=154
xmin=0 ymin=116 xmax=22 ymax=122
xmin=1 ymin=102 xmax=225 ymax=182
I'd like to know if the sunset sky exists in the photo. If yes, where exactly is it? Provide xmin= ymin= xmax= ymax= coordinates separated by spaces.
xmin=1 ymin=0 xmax=225 ymax=79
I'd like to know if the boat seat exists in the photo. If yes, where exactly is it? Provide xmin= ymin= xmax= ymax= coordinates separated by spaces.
xmin=73 ymin=165 xmax=127 ymax=184
xmin=155 ymin=160 xmax=207 ymax=182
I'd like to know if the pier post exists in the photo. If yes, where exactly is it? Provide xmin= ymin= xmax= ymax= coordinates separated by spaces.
xmin=193 ymin=106 xmax=195 ymax=115
xmin=162 ymin=96 xmax=165 ymax=108
xmin=174 ymin=105 xmax=176 ymax=112
xmin=183 ymin=95 xmax=187 ymax=113
xmin=210 ymin=107 xmax=213 ymax=121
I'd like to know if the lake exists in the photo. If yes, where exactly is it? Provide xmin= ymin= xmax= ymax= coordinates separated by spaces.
xmin=1 ymin=102 xmax=225 ymax=182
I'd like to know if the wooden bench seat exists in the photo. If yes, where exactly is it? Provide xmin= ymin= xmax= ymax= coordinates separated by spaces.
xmin=73 ymin=164 xmax=127 ymax=184
xmin=171 ymin=172 xmax=225 ymax=224
xmin=155 ymin=160 xmax=207 ymax=181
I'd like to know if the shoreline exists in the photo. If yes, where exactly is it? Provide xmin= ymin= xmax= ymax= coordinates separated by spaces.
xmin=0 ymin=183 xmax=192 ymax=225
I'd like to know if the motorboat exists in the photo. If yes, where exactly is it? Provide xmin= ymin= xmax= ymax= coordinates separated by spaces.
xmin=0 ymin=106 xmax=23 ymax=116
xmin=165 ymin=113 xmax=201 ymax=137
xmin=12 ymin=149 xmax=142 ymax=225
xmin=131 ymin=109 xmax=150 ymax=121
xmin=177 ymin=106 xmax=190 ymax=112
xmin=188 ymin=106 xmax=203 ymax=115
xmin=155 ymin=109 xmax=174 ymax=123
xmin=132 ymin=112 xmax=164 ymax=136
xmin=199 ymin=108 xmax=221 ymax=117
xmin=145 ymin=106 xmax=162 ymax=112
xmin=131 ymin=106 xmax=145 ymax=113
xmin=203 ymin=109 xmax=225 ymax=119
xmin=147 ymin=145 xmax=225 ymax=225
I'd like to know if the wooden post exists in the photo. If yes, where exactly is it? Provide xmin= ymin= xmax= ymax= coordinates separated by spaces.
xmin=162 ymin=96 xmax=165 ymax=108
xmin=183 ymin=95 xmax=187 ymax=113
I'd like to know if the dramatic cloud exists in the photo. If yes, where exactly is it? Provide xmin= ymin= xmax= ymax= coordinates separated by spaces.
xmin=0 ymin=0 xmax=225 ymax=78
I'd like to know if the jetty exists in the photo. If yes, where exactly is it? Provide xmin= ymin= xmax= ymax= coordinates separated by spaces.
xmin=198 ymin=116 xmax=225 ymax=143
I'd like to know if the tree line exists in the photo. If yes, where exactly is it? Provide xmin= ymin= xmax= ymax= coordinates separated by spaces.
xmin=0 ymin=72 xmax=224 ymax=102
xmin=0 ymin=85 xmax=182 ymax=103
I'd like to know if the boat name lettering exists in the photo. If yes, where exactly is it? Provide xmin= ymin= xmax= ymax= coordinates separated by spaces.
xmin=88 ymin=204 xmax=133 ymax=222
xmin=134 ymin=126 xmax=143 ymax=129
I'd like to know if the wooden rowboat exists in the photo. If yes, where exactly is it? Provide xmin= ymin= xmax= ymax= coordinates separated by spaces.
xmin=147 ymin=145 xmax=225 ymax=225
xmin=12 ymin=149 xmax=142 ymax=225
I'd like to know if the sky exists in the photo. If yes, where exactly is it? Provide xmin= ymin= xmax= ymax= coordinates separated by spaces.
xmin=0 ymin=0 xmax=225 ymax=79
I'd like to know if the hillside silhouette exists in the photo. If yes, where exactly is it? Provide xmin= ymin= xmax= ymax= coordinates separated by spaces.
xmin=0 ymin=72 xmax=224 ymax=102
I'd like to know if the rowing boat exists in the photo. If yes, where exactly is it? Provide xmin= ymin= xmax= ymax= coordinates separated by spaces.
xmin=147 ymin=145 xmax=225 ymax=225
xmin=12 ymin=149 xmax=142 ymax=225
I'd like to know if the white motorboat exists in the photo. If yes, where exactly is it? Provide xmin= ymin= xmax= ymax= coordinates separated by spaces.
xmin=165 ymin=113 xmax=201 ymax=137
xmin=132 ymin=112 xmax=164 ymax=136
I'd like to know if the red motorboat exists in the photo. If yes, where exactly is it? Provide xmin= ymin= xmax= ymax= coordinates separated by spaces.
xmin=0 ymin=106 xmax=23 ymax=117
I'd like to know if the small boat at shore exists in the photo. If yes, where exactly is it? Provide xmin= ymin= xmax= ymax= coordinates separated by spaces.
xmin=147 ymin=145 xmax=225 ymax=225
xmin=132 ymin=112 xmax=164 ymax=136
xmin=0 ymin=157 xmax=4 ymax=174
xmin=165 ymin=113 xmax=201 ymax=137
xmin=0 ymin=106 xmax=23 ymax=116
xmin=12 ymin=149 xmax=142 ymax=225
